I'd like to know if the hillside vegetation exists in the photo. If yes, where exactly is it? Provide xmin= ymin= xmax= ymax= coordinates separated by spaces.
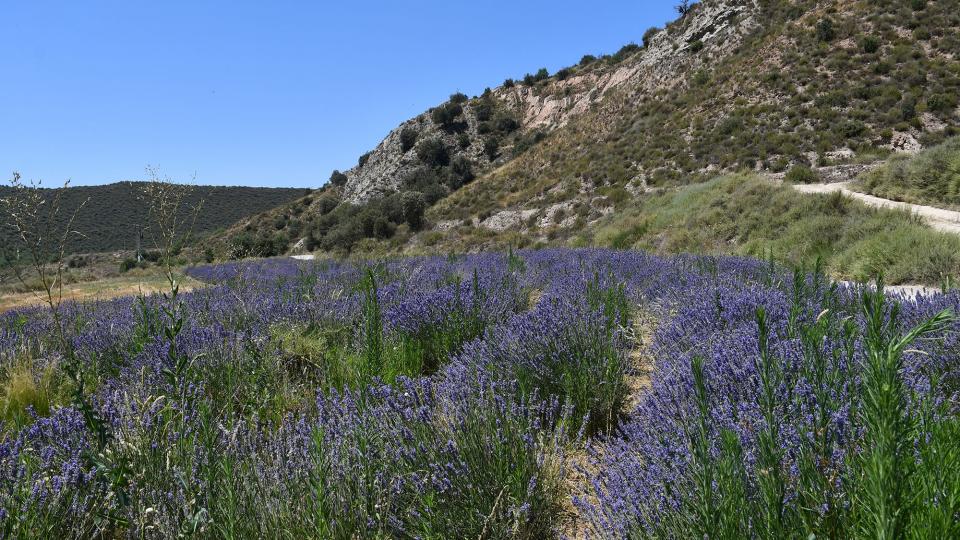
xmin=0 ymin=182 xmax=307 ymax=257
xmin=216 ymin=0 xmax=960 ymax=278
xmin=579 ymin=174 xmax=960 ymax=285
xmin=433 ymin=0 xmax=960 ymax=222
xmin=857 ymin=135 xmax=960 ymax=209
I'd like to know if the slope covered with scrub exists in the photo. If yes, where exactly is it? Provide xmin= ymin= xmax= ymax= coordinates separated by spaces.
xmin=580 ymin=174 xmax=960 ymax=285
xmin=217 ymin=0 xmax=960 ymax=278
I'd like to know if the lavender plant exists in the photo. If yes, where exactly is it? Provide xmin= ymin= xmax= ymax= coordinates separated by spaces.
xmin=1 ymin=248 xmax=958 ymax=538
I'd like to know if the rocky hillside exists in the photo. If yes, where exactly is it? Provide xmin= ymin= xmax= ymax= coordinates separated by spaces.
xmin=218 ymin=0 xmax=960 ymax=258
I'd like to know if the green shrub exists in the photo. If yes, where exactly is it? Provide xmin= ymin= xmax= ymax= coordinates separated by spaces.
xmin=358 ymin=152 xmax=372 ymax=168
xmin=450 ymin=157 xmax=475 ymax=188
xmin=400 ymin=191 xmax=427 ymax=229
xmin=523 ymin=68 xmax=550 ymax=85
xmin=927 ymin=93 xmax=957 ymax=113
xmin=861 ymin=35 xmax=880 ymax=54
xmin=449 ymin=92 xmax=468 ymax=104
xmin=785 ymin=165 xmax=820 ymax=184
xmin=399 ymin=127 xmax=418 ymax=152
xmin=513 ymin=130 xmax=547 ymax=156
xmin=472 ymin=100 xmax=493 ymax=122
xmin=431 ymin=102 xmax=464 ymax=129
xmin=329 ymin=170 xmax=348 ymax=187
xmin=856 ymin=135 xmax=960 ymax=208
xmin=483 ymin=138 xmax=500 ymax=160
xmin=580 ymin=54 xmax=597 ymax=65
xmin=494 ymin=113 xmax=519 ymax=133
xmin=416 ymin=138 xmax=450 ymax=168
xmin=642 ymin=27 xmax=660 ymax=47
xmin=816 ymin=18 xmax=835 ymax=42
xmin=611 ymin=43 xmax=641 ymax=63
xmin=119 ymin=257 xmax=138 ymax=273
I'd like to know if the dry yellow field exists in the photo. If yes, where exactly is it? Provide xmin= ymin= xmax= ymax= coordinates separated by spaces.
xmin=0 ymin=272 xmax=204 ymax=313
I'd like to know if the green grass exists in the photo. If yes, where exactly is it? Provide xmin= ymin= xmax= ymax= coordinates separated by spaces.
xmin=0 ymin=358 xmax=68 ymax=429
xmin=582 ymin=174 xmax=960 ymax=285
xmin=856 ymin=135 xmax=960 ymax=210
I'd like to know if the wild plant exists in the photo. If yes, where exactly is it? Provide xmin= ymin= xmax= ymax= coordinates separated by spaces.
xmin=752 ymin=307 xmax=788 ymax=537
xmin=853 ymin=281 xmax=955 ymax=538
xmin=0 ymin=172 xmax=118 ymax=532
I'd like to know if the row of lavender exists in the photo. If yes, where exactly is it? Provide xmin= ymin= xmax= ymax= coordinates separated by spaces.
xmin=1 ymin=249 xmax=958 ymax=537
xmin=578 ymin=263 xmax=960 ymax=537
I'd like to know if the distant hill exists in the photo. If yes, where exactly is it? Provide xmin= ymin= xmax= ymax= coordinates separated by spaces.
xmin=215 ymin=0 xmax=960 ymax=261
xmin=0 ymin=181 xmax=309 ymax=256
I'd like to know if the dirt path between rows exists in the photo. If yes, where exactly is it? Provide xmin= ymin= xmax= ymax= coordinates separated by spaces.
xmin=792 ymin=181 xmax=960 ymax=235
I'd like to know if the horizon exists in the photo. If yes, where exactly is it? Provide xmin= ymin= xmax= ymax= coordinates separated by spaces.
xmin=2 ymin=1 xmax=681 ymax=189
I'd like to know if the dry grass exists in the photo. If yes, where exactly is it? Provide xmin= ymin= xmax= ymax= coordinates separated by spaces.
xmin=0 ymin=358 xmax=64 ymax=427
xmin=0 ymin=270 xmax=204 ymax=313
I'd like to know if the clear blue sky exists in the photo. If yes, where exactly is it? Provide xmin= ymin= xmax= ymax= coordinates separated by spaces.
xmin=1 ymin=1 xmax=681 ymax=188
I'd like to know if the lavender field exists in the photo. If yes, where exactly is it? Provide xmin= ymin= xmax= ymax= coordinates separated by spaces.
xmin=1 ymin=248 xmax=959 ymax=538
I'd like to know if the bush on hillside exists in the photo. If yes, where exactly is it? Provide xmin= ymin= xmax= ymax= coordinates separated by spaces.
xmin=861 ymin=35 xmax=880 ymax=54
xmin=402 ymin=166 xmax=443 ymax=192
xmin=642 ymin=27 xmax=660 ymax=47
xmin=431 ymin=102 xmax=464 ymax=129
xmin=449 ymin=156 xmax=475 ymax=189
xmin=473 ymin=100 xmax=493 ymax=122
xmin=816 ymin=18 xmax=835 ymax=42
xmin=400 ymin=127 xmax=419 ymax=152
xmin=358 ymin=152 xmax=372 ymax=168
xmin=857 ymin=135 xmax=960 ymax=208
xmin=785 ymin=164 xmax=820 ymax=184
xmin=523 ymin=68 xmax=550 ymax=85
xmin=483 ymin=138 xmax=500 ymax=160
xmin=611 ymin=43 xmax=641 ymax=63
xmin=400 ymin=191 xmax=427 ymax=229
xmin=492 ymin=111 xmax=520 ymax=134
xmin=416 ymin=138 xmax=450 ymax=168
xmin=330 ymin=170 xmax=348 ymax=187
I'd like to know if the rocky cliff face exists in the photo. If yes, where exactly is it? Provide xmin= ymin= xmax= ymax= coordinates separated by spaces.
xmin=340 ymin=104 xmax=499 ymax=204
xmin=340 ymin=0 xmax=760 ymax=205
xmin=494 ymin=0 xmax=759 ymax=129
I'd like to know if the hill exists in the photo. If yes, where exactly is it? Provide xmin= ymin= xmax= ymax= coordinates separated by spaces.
xmin=0 ymin=181 xmax=308 ymax=257
xmin=216 ymin=0 xmax=960 ymax=280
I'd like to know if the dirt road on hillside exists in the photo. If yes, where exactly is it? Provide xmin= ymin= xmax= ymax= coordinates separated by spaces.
xmin=792 ymin=181 xmax=960 ymax=235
